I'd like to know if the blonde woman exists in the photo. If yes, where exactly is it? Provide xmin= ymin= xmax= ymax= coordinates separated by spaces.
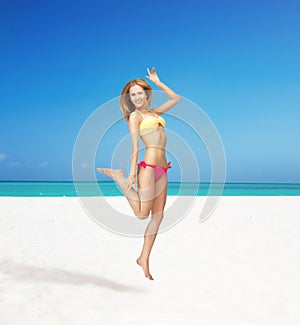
xmin=97 ymin=68 xmax=180 ymax=280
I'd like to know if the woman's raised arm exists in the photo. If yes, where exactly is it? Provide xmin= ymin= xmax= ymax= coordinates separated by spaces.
xmin=146 ymin=67 xmax=181 ymax=114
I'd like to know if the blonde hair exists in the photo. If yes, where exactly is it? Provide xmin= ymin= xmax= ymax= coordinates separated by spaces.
xmin=120 ymin=79 xmax=153 ymax=121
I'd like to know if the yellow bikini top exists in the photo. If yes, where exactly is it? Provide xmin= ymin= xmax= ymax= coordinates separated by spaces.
xmin=137 ymin=110 xmax=166 ymax=136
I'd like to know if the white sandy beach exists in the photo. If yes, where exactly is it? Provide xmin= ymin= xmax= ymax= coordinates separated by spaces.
xmin=1 ymin=196 xmax=300 ymax=325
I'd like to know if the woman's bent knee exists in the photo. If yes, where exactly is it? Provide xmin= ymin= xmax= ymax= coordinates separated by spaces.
xmin=135 ymin=210 xmax=151 ymax=220
xmin=137 ymin=215 xmax=148 ymax=220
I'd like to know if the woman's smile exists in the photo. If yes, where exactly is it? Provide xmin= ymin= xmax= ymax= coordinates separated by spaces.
xmin=134 ymin=98 xmax=144 ymax=105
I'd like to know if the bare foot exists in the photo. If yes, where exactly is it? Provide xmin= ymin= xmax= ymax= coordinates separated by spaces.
xmin=97 ymin=168 xmax=134 ymax=194
xmin=96 ymin=168 xmax=124 ymax=180
xmin=136 ymin=257 xmax=154 ymax=280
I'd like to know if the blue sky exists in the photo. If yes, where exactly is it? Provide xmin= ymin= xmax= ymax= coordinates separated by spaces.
xmin=0 ymin=0 xmax=299 ymax=182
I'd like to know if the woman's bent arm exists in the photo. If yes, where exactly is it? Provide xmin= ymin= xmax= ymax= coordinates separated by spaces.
xmin=146 ymin=68 xmax=181 ymax=114
xmin=152 ymin=79 xmax=181 ymax=115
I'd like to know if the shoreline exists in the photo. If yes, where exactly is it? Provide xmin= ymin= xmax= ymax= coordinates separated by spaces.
xmin=1 ymin=181 xmax=300 ymax=197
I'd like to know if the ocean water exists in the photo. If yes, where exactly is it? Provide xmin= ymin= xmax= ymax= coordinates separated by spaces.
xmin=0 ymin=182 xmax=300 ymax=196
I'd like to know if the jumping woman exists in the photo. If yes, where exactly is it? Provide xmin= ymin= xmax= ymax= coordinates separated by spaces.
xmin=97 ymin=67 xmax=181 ymax=280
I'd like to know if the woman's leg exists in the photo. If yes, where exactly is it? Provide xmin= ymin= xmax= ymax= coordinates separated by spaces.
xmin=96 ymin=167 xmax=155 ymax=219
xmin=136 ymin=173 xmax=168 ymax=280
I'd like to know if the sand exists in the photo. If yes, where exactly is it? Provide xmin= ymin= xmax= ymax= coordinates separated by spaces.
xmin=1 ymin=196 xmax=300 ymax=324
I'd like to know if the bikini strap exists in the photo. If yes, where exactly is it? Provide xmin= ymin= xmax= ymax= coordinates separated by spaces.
xmin=135 ymin=110 xmax=145 ymax=119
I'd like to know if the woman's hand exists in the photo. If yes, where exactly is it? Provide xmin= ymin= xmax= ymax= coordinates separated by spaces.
xmin=129 ymin=173 xmax=136 ymax=187
xmin=145 ymin=67 xmax=160 ymax=84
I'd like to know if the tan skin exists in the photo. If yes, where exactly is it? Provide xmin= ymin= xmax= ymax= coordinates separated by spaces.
xmin=97 ymin=68 xmax=181 ymax=280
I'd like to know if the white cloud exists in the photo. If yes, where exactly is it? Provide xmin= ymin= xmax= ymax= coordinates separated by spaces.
xmin=82 ymin=162 xmax=93 ymax=169
xmin=0 ymin=153 xmax=6 ymax=161
xmin=38 ymin=161 xmax=48 ymax=168
xmin=7 ymin=161 xmax=22 ymax=167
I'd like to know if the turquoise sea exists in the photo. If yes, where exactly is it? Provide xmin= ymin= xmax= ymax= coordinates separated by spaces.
xmin=0 ymin=182 xmax=300 ymax=196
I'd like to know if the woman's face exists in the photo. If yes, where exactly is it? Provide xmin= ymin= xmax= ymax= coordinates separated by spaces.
xmin=129 ymin=85 xmax=148 ymax=109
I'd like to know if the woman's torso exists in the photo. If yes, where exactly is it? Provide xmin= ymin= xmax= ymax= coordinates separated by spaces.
xmin=136 ymin=110 xmax=168 ymax=167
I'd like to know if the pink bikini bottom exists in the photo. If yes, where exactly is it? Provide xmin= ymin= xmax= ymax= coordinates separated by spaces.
xmin=137 ymin=161 xmax=171 ymax=181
